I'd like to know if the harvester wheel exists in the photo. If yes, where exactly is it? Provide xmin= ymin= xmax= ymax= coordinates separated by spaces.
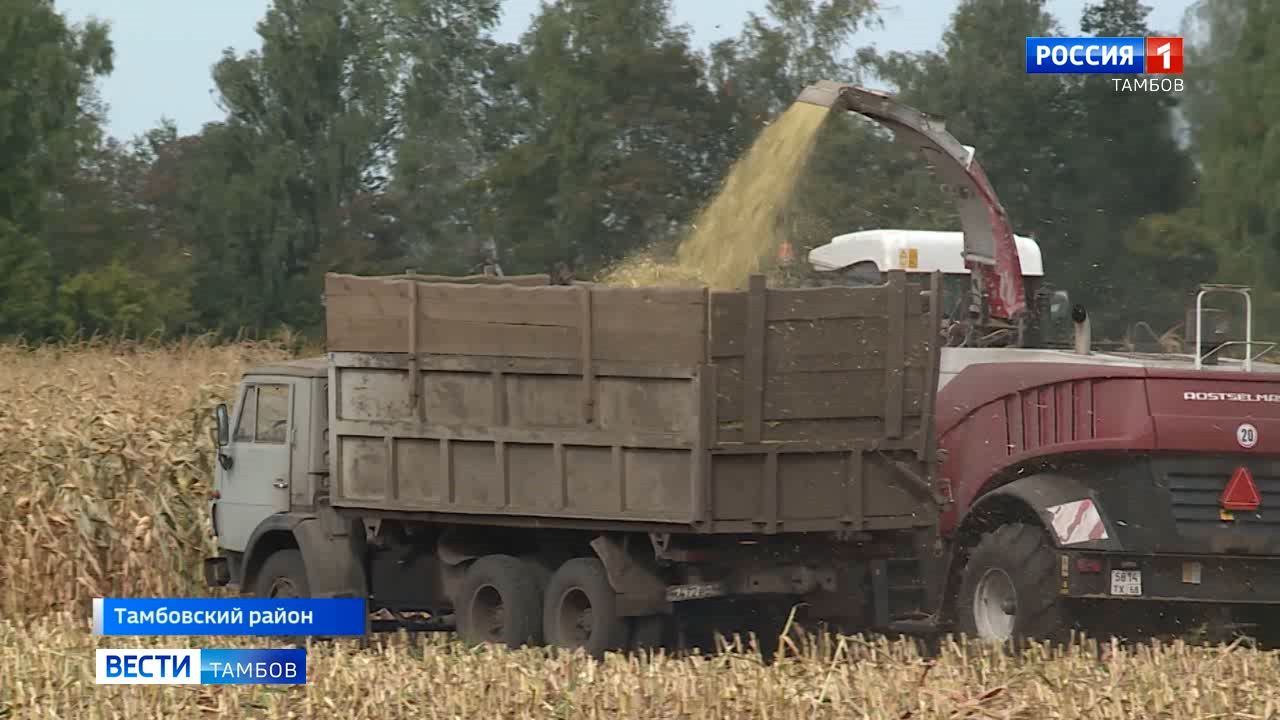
xmin=456 ymin=554 xmax=545 ymax=649
xmin=956 ymin=523 xmax=1069 ymax=644
xmin=542 ymin=557 xmax=628 ymax=658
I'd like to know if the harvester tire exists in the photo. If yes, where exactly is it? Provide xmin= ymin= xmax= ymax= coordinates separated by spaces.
xmin=456 ymin=554 xmax=545 ymax=649
xmin=956 ymin=523 xmax=1070 ymax=645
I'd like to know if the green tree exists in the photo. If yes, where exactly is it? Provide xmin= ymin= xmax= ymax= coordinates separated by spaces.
xmin=0 ymin=219 xmax=55 ymax=337
xmin=473 ymin=0 xmax=728 ymax=274
xmin=391 ymin=0 xmax=503 ymax=273
xmin=1180 ymin=0 xmax=1247 ymax=154
xmin=180 ymin=0 xmax=484 ymax=335
xmin=708 ymin=0 xmax=881 ymax=121
xmin=706 ymin=0 xmax=903 ymax=265
xmin=865 ymin=0 xmax=1200 ymax=335
xmin=0 ymin=0 xmax=112 ymax=337
xmin=54 ymin=261 xmax=189 ymax=338
xmin=40 ymin=129 xmax=195 ymax=337
xmin=1067 ymin=0 xmax=1200 ymax=331
xmin=1187 ymin=0 xmax=1280 ymax=331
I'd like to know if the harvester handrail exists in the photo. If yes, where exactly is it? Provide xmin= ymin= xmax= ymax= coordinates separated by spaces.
xmin=1195 ymin=340 xmax=1279 ymax=365
xmin=1195 ymin=286 xmax=1256 ymax=371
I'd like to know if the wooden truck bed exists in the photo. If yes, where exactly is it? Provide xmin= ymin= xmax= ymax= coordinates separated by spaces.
xmin=323 ymin=270 xmax=942 ymax=534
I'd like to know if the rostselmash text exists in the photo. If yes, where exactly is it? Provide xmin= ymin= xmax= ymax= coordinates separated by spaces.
xmin=1183 ymin=391 xmax=1280 ymax=403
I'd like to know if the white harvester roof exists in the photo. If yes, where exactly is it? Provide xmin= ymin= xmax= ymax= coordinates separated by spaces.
xmin=808 ymin=229 xmax=1045 ymax=277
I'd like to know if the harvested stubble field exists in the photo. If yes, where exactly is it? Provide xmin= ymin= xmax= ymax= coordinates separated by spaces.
xmin=4 ymin=341 xmax=1280 ymax=719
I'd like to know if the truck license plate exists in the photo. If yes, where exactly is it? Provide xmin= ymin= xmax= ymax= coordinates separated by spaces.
xmin=665 ymin=582 xmax=726 ymax=602
xmin=1110 ymin=569 xmax=1142 ymax=596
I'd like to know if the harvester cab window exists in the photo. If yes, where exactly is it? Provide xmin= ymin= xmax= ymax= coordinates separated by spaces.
xmin=941 ymin=275 xmax=971 ymax=320
xmin=254 ymin=384 xmax=290 ymax=444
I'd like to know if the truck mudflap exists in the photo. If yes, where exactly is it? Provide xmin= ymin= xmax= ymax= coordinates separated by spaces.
xmin=203 ymin=556 xmax=233 ymax=587
xmin=1058 ymin=550 xmax=1280 ymax=604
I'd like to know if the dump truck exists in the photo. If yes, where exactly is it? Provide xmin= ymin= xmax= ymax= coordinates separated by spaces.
xmin=203 ymin=269 xmax=946 ymax=654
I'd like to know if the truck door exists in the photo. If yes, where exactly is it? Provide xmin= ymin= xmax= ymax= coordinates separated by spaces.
xmin=216 ymin=380 xmax=294 ymax=552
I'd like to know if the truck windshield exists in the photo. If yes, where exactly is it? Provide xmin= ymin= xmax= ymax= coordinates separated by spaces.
xmin=233 ymin=383 xmax=291 ymax=444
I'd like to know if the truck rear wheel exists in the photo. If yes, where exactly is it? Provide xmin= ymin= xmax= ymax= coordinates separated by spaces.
xmin=956 ymin=523 xmax=1068 ymax=644
xmin=629 ymin=615 xmax=668 ymax=652
xmin=254 ymin=549 xmax=310 ymax=598
xmin=542 ymin=557 xmax=628 ymax=657
xmin=456 ymin=554 xmax=544 ymax=649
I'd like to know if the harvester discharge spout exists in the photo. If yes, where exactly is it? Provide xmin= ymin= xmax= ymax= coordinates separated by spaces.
xmin=795 ymin=81 xmax=1027 ymax=331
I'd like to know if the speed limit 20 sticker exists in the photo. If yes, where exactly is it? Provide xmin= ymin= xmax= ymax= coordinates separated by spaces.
xmin=1237 ymin=423 xmax=1259 ymax=449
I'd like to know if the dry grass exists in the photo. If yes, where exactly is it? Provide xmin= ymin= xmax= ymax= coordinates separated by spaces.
xmin=5 ymin=341 xmax=1280 ymax=717
xmin=7 ymin=616 xmax=1280 ymax=718
xmin=0 ymin=338 xmax=291 ymax=619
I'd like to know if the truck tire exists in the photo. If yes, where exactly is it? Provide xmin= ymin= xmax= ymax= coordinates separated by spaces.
xmin=456 ymin=554 xmax=544 ymax=649
xmin=629 ymin=615 xmax=668 ymax=652
xmin=542 ymin=557 xmax=628 ymax=657
xmin=955 ymin=523 xmax=1068 ymax=644
xmin=522 ymin=556 xmax=553 ymax=597
xmin=254 ymin=549 xmax=311 ymax=598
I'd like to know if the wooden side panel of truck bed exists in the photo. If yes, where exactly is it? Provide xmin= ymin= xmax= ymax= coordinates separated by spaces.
xmin=324 ymin=270 xmax=941 ymax=534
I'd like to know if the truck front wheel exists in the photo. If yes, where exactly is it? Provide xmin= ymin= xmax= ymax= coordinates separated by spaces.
xmin=542 ymin=557 xmax=628 ymax=657
xmin=456 ymin=554 xmax=544 ymax=649
xmin=956 ymin=523 xmax=1069 ymax=644
xmin=254 ymin=548 xmax=310 ymax=598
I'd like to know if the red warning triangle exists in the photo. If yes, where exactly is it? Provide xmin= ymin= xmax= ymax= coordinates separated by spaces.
xmin=1221 ymin=467 xmax=1261 ymax=512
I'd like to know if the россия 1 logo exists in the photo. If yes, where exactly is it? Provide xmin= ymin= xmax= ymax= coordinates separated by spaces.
xmin=1026 ymin=36 xmax=1184 ymax=92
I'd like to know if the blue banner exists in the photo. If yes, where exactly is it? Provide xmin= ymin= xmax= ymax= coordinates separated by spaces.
xmin=1025 ymin=37 xmax=1146 ymax=74
xmin=93 ymin=597 xmax=366 ymax=636
xmin=201 ymin=648 xmax=307 ymax=685
xmin=95 ymin=648 xmax=306 ymax=684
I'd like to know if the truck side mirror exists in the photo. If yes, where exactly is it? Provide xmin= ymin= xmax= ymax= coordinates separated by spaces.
xmin=214 ymin=404 xmax=230 ymax=447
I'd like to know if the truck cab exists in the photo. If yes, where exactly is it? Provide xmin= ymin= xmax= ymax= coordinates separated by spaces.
xmin=206 ymin=358 xmax=335 ymax=597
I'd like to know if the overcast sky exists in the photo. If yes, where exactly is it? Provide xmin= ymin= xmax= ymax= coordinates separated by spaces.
xmin=59 ymin=0 xmax=1194 ymax=141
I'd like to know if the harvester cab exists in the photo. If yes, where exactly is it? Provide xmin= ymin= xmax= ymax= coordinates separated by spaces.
xmin=796 ymin=80 xmax=1027 ymax=347
xmin=794 ymin=80 xmax=1267 ymax=367
xmin=805 ymin=230 xmax=1271 ymax=367
xmin=805 ymin=228 xmax=1074 ymax=347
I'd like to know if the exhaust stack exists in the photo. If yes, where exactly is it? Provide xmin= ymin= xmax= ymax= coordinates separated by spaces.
xmin=1072 ymin=304 xmax=1091 ymax=355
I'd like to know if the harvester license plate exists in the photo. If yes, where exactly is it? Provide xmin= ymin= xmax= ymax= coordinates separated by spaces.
xmin=1110 ymin=570 xmax=1142 ymax=596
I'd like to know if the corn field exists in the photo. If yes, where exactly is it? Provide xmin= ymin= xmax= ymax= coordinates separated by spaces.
xmin=4 ymin=340 xmax=1280 ymax=718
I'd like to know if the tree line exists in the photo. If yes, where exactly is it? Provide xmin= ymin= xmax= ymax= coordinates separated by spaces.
xmin=1 ymin=0 xmax=1275 ymax=342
